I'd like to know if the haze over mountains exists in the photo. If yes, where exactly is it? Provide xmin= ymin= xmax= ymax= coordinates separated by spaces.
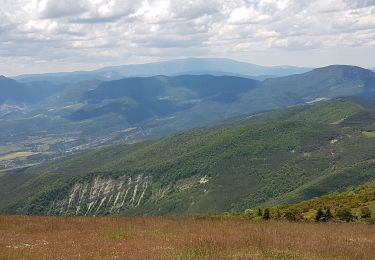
xmin=13 ymin=58 xmax=311 ymax=83
xmin=1 ymin=60 xmax=375 ymax=170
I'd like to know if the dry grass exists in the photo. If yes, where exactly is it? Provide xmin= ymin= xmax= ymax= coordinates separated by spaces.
xmin=0 ymin=215 xmax=374 ymax=260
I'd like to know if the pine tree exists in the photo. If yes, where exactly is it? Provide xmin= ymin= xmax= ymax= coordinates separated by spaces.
xmin=315 ymin=208 xmax=324 ymax=222
xmin=323 ymin=208 xmax=333 ymax=222
xmin=263 ymin=208 xmax=270 ymax=220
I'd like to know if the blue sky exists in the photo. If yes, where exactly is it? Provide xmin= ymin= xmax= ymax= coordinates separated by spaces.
xmin=1 ymin=0 xmax=374 ymax=76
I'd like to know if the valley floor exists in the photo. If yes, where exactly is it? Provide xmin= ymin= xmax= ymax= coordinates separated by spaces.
xmin=0 ymin=216 xmax=374 ymax=259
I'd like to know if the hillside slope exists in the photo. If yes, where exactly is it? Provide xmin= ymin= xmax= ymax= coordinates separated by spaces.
xmin=243 ymin=65 xmax=375 ymax=108
xmin=267 ymin=180 xmax=375 ymax=222
xmin=68 ymin=75 xmax=260 ymax=123
xmin=0 ymin=76 xmax=63 ymax=106
xmin=0 ymin=98 xmax=374 ymax=216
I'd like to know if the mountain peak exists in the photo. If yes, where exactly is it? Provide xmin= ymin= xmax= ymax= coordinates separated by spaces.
xmin=0 ymin=75 xmax=17 ymax=81
xmin=312 ymin=65 xmax=374 ymax=75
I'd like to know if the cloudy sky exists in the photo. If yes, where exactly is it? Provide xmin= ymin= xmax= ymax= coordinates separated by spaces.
xmin=1 ymin=0 xmax=374 ymax=76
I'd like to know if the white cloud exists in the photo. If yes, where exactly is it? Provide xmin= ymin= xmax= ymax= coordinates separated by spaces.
xmin=0 ymin=0 xmax=374 ymax=75
xmin=229 ymin=6 xmax=271 ymax=24
xmin=37 ymin=0 xmax=88 ymax=18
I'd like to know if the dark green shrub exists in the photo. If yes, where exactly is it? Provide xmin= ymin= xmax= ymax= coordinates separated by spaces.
xmin=315 ymin=208 xmax=324 ymax=222
xmin=360 ymin=207 xmax=372 ymax=219
xmin=284 ymin=210 xmax=302 ymax=221
xmin=336 ymin=209 xmax=355 ymax=222
xmin=263 ymin=208 xmax=270 ymax=220
xmin=323 ymin=208 xmax=333 ymax=222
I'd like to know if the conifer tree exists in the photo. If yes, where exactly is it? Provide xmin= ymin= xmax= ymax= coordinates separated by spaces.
xmin=315 ymin=208 xmax=324 ymax=222
xmin=263 ymin=208 xmax=270 ymax=220
xmin=323 ymin=208 xmax=333 ymax=222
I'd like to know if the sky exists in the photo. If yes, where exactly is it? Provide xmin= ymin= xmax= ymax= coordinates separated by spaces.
xmin=0 ymin=0 xmax=374 ymax=76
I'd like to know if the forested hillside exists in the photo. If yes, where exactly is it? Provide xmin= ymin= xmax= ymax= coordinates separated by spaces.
xmin=0 ymin=98 xmax=374 ymax=216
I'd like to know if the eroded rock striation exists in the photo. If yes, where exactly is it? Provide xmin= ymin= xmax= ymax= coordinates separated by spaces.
xmin=53 ymin=175 xmax=150 ymax=215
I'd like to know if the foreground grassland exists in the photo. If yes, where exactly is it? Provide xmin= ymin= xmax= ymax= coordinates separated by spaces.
xmin=0 ymin=216 xmax=374 ymax=260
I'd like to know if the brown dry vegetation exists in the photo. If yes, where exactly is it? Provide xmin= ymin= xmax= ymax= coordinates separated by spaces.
xmin=0 ymin=215 xmax=374 ymax=260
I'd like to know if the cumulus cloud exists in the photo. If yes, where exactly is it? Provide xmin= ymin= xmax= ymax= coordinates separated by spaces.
xmin=0 ymin=0 xmax=374 ymax=75
xmin=36 ymin=0 xmax=88 ymax=18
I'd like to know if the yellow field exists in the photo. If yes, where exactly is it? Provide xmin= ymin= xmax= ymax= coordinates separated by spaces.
xmin=0 ymin=215 xmax=374 ymax=259
xmin=363 ymin=131 xmax=375 ymax=138
xmin=0 ymin=152 xmax=37 ymax=161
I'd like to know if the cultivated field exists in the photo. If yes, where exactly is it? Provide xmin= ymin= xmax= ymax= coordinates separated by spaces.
xmin=0 ymin=216 xmax=374 ymax=260
xmin=0 ymin=152 xmax=37 ymax=161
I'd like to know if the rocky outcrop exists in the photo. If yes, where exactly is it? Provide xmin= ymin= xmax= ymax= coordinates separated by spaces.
xmin=53 ymin=175 xmax=150 ymax=215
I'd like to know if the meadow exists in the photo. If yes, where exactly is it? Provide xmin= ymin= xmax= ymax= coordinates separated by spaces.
xmin=0 ymin=215 xmax=374 ymax=259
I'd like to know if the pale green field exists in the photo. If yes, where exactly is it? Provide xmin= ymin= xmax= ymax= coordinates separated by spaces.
xmin=363 ymin=131 xmax=375 ymax=138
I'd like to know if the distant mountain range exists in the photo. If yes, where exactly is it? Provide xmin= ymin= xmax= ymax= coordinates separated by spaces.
xmin=64 ymin=65 xmax=375 ymax=131
xmin=12 ymin=58 xmax=312 ymax=83
xmin=0 ymin=64 xmax=374 ymax=171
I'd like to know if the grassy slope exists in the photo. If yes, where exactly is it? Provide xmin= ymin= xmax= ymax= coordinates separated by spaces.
xmin=271 ymin=180 xmax=375 ymax=222
xmin=0 ymin=98 xmax=374 ymax=215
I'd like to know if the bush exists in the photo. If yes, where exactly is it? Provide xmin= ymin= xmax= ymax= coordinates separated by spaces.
xmin=243 ymin=209 xmax=255 ymax=219
xmin=284 ymin=210 xmax=302 ymax=221
xmin=274 ymin=209 xmax=282 ymax=219
xmin=336 ymin=209 xmax=355 ymax=222
xmin=360 ymin=207 xmax=372 ymax=219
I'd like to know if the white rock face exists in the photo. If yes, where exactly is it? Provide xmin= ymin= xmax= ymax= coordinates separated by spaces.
xmin=199 ymin=175 xmax=209 ymax=184
xmin=54 ymin=175 xmax=150 ymax=215
xmin=330 ymin=138 xmax=339 ymax=144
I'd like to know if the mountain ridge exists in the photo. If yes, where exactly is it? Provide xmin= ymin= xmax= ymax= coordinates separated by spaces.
xmin=12 ymin=58 xmax=312 ymax=83
xmin=1 ymin=65 xmax=374 ymax=174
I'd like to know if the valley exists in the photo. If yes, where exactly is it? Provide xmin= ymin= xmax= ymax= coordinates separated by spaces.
xmin=1 ymin=64 xmax=374 ymax=173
